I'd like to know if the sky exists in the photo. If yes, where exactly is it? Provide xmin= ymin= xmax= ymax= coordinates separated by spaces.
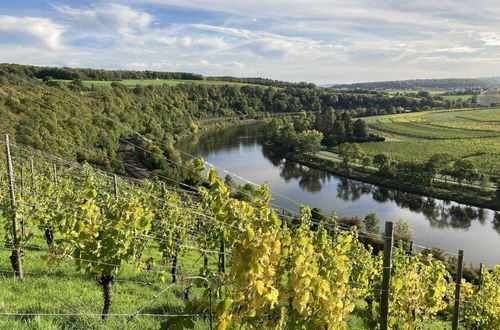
xmin=0 ymin=0 xmax=499 ymax=84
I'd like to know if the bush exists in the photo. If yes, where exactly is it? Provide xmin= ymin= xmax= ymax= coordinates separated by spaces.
xmin=338 ymin=216 xmax=362 ymax=228
xmin=363 ymin=213 xmax=380 ymax=235
xmin=394 ymin=218 xmax=413 ymax=242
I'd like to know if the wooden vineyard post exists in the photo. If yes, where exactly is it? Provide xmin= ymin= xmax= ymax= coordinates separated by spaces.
xmin=218 ymin=240 xmax=225 ymax=274
xmin=52 ymin=163 xmax=58 ymax=186
xmin=19 ymin=167 xmax=26 ymax=238
xmin=4 ymin=134 xmax=24 ymax=281
xmin=114 ymin=175 xmax=119 ymax=201
xmin=20 ymin=167 xmax=24 ymax=198
xmin=380 ymin=221 xmax=393 ymax=330
xmin=478 ymin=263 xmax=483 ymax=289
xmin=452 ymin=250 xmax=464 ymax=330
xmin=29 ymin=157 xmax=34 ymax=192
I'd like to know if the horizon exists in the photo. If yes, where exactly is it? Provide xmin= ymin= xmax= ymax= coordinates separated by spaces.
xmin=1 ymin=1 xmax=500 ymax=84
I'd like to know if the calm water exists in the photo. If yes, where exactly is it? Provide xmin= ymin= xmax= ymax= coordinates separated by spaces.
xmin=177 ymin=123 xmax=500 ymax=266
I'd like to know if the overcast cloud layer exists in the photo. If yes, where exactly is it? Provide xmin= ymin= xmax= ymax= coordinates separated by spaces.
xmin=0 ymin=0 xmax=499 ymax=83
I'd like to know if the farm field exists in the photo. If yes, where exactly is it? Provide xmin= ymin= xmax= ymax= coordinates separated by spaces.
xmin=384 ymin=90 xmax=474 ymax=102
xmin=362 ymin=108 xmax=500 ymax=174
xmin=78 ymin=79 xmax=261 ymax=88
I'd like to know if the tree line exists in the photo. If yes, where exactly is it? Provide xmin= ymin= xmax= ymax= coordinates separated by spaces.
xmin=260 ymin=110 xmax=384 ymax=156
xmin=207 ymin=76 xmax=316 ymax=88
xmin=333 ymin=78 xmax=500 ymax=90
xmin=1 ymin=63 xmax=205 ymax=81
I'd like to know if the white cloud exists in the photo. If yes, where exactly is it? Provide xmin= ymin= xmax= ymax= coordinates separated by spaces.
xmin=1 ymin=1 xmax=500 ymax=83
xmin=479 ymin=32 xmax=500 ymax=46
xmin=0 ymin=15 xmax=65 ymax=49
xmin=54 ymin=3 xmax=153 ymax=35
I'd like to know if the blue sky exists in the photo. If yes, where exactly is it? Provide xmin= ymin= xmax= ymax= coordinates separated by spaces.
xmin=0 ymin=0 xmax=499 ymax=83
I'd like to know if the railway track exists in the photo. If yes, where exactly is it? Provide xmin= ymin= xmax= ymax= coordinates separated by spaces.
xmin=117 ymin=142 xmax=151 ymax=179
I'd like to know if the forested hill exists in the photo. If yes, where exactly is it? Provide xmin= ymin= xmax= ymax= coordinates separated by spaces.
xmin=0 ymin=63 xmax=470 ymax=183
xmin=1 ymin=63 xmax=205 ymax=81
xmin=1 ymin=63 xmax=314 ymax=89
xmin=207 ymin=76 xmax=316 ymax=89
xmin=332 ymin=78 xmax=500 ymax=90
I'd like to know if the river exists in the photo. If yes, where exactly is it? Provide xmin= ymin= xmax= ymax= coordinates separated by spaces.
xmin=177 ymin=123 xmax=500 ymax=267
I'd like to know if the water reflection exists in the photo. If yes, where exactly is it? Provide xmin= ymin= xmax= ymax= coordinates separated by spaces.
xmin=177 ymin=123 xmax=499 ymax=237
xmin=333 ymin=176 xmax=488 ymax=230
xmin=493 ymin=213 xmax=500 ymax=235
xmin=178 ymin=124 xmax=261 ymax=157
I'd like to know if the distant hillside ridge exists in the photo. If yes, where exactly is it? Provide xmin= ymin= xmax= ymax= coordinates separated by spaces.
xmin=207 ymin=76 xmax=316 ymax=89
xmin=1 ymin=63 xmax=205 ymax=81
xmin=0 ymin=63 xmax=316 ymax=89
xmin=331 ymin=78 xmax=500 ymax=91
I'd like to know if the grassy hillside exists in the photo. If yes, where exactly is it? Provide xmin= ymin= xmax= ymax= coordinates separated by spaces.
xmin=362 ymin=108 xmax=500 ymax=175
xmin=66 ymin=79 xmax=261 ymax=88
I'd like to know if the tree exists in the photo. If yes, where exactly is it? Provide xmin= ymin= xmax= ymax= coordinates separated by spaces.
xmin=363 ymin=213 xmax=380 ymax=235
xmin=427 ymin=153 xmax=455 ymax=184
xmin=451 ymin=159 xmax=479 ymax=185
xmin=340 ymin=112 xmax=353 ymax=136
xmin=396 ymin=162 xmax=433 ymax=185
xmin=353 ymin=119 xmax=368 ymax=139
xmin=373 ymin=154 xmax=396 ymax=177
xmin=295 ymin=130 xmax=323 ymax=155
xmin=394 ymin=218 xmax=413 ymax=242
xmin=373 ymin=153 xmax=391 ymax=169
xmin=315 ymin=107 xmax=336 ymax=136
xmin=331 ymin=120 xmax=346 ymax=144
xmin=337 ymin=143 xmax=364 ymax=168
xmin=480 ymin=175 xmax=490 ymax=192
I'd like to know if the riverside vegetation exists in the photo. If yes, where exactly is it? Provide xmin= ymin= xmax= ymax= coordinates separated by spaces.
xmin=259 ymin=108 xmax=500 ymax=210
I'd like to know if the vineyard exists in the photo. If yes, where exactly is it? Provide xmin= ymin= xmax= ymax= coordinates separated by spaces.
xmin=1 ymin=137 xmax=499 ymax=329
xmin=362 ymin=108 xmax=500 ymax=174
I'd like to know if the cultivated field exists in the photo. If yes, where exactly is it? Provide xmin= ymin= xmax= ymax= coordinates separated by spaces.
xmin=362 ymin=108 xmax=500 ymax=174
xmin=80 ymin=79 xmax=260 ymax=88
xmin=384 ymin=90 xmax=475 ymax=102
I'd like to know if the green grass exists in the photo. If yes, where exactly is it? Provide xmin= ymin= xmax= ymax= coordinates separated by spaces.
xmin=0 ymin=232 xmax=215 ymax=329
xmin=76 ymin=79 xmax=261 ymax=88
xmin=361 ymin=108 xmax=500 ymax=174
xmin=384 ymin=90 xmax=445 ymax=95
xmin=382 ymin=90 xmax=474 ymax=102
xmin=439 ymin=94 xmax=474 ymax=102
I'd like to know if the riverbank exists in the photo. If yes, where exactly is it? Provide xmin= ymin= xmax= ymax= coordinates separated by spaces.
xmin=261 ymin=143 xmax=499 ymax=212
xmin=180 ymin=119 xmax=499 ymax=211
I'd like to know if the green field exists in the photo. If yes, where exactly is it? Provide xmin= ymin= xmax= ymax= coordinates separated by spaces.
xmin=385 ymin=90 xmax=444 ymax=95
xmin=383 ymin=90 xmax=474 ymax=102
xmin=79 ymin=79 xmax=261 ymax=88
xmin=362 ymin=108 xmax=500 ymax=174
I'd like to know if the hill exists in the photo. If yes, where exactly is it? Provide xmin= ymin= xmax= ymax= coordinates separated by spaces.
xmin=331 ymin=78 xmax=500 ymax=91
xmin=1 ymin=63 xmax=315 ymax=89
xmin=207 ymin=76 xmax=316 ymax=88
